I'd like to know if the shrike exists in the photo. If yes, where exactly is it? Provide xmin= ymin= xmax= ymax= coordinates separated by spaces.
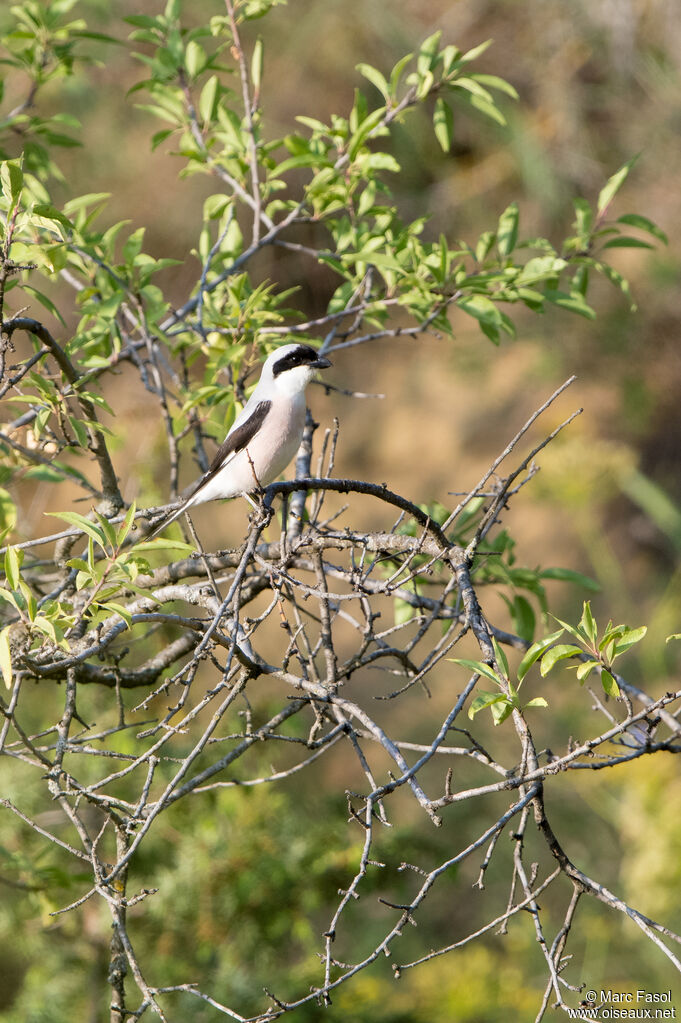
xmin=149 ymin=343 xmax=331 ymax=537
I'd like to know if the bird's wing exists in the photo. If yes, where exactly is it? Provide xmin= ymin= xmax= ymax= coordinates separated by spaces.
xmin=196 ymin=399 xmax=272 ymax=493
xmin=148 ymin=400 xmax=272 ymax=537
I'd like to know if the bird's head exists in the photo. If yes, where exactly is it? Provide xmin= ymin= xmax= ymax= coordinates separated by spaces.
xmin=261 ymin=343 xmax=332 ymax=396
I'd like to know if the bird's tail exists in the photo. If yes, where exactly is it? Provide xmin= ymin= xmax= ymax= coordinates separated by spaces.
xmin=147 ymin=498 xmax=191 ymax=540
xmin=147 ymin=473 xmax=208 ymax=539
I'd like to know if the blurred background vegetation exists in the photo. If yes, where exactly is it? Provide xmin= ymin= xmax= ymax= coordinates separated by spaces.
xmin=2 ymin=0 xmax=681 ymax=1020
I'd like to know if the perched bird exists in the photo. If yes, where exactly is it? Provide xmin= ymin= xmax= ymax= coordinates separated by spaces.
xmin=149 ymin=343 xmax=331 ymax=537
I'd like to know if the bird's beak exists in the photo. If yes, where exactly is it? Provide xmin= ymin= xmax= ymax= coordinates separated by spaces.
xmin=312 ymin=356 xmax=332 ymax=369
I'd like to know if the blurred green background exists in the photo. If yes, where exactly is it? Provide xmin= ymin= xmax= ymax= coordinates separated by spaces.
xmin=2 ymin=0 xmax=681 ymax=1020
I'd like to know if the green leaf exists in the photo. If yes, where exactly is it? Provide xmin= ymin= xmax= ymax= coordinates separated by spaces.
xmin=539 ymin=567 xmax=600 ymax=591
xmin=65 ymin=558 xmax=90 ymax=573
xmin=602 ymin=236 xmax=654 ymax=250
xmin=490 ymin=698 xmax=515 ymax=725
xmin=549 ymin=615 xmax=585 ymax=643
xmin=579 ymin=601 xmax=597 ymax=645
xmin=589 ymin=260 xmax=634 ymax=308
xmin=18 ymin=579 xmax=35 ymax=621
xmin=457 ymin=294 xmax=502 ymax=328
xmin=123 ymin=226 xmax=145 ymax=264
xmin=573 ymin=197 xmax=593 ymax=240
xmin=75 ymin=569 xmax=93 ymax=591
xmin=295 ymin=115 xmax=328 ymax=132
xmin=597 ymin=154 xmax=640 ymax=216
xmin=0 ymin=160 xmax=23 ymax=205
xmin=0 ymin=626 xmax=12 ymax=689
xmin=389 ymin=52 xmax=413 ymax=95
xmin=100 ymin=602 xmax=133 ymax=627
xmin=68 ymin=416 xmax=89 ymax=448
xmin=433 ymin=97 xmax=454 ymax=152
xmin=348 ymin=248 xmax=403 ymax=273
xmin=46 ymin=511 xmax=106 ymax=549
xmin=86 ymin=535 xmax=96 ymax=571
xmin=199 ymin=74 xmax=219 ymax=123
xmin=459 ymin=39 xmax=493 ymax=64
xmin=152 ymin=129 xmax=175 ymax=153
xmin=449 ymin=657 xmax=503 ymax=686
xmin=124 ymin=15 xmax=161 ymax=28
xmin=616 ymin=213 xmax=668 ymax=245
xmin=131 ymin=538 xmax=195 ymax=553
xmin=350 ymin=117 xmax=392 ymax=163
xmin=0 ymin=488 xmax=17 ymax=540
xmin=184 ymin=40 xmax=205 ymax=79
xmin=542 ymin=288 xmax=596 ymax=319
xmin=21 ymin=286 xmax=67 ymax=325
xmin=576 ymin=659 xmax=599 ymax=682
xmin=517 ymin=255 xmax=565 ymax=284
xmin=417 ymin=30 xmax=442 ymax=75
xmin=509 ymin=594 xmax=535 ymax=644
xmin=468 ymin=690 xmax=507 ymax=721
xmin=612 ymin=626 xmax=647 ymax=656
xmin=32 ymin=203 xmax=73 ymax=230
xmin=356 ymin=62 xmax=390 ymax=102
xmin=94 ymin=511 xmax=118 ymax=550
xmin=117 ymin=502 xmax=137 ymax=546
xmin=438 ymin=44 xmax=462 ymax=76
xmin=524 ymin=696 xmax=548 ymax=709
xmin=4 ymin=545 xmax=23 ymax=590
xmin=454 ymin=77 xmax=496 ymax=104
xmin=72 ymin=29 xmax=123 ymax=45
xmin=491 ymin=636 xmax=509 ymax=678
xmin=540 ymin=644 xmax=583 ymax=676
xmin=601 ymin=670 xmax=620 ymax=698
xmin=496 ymin=201 xmax=519 ymax=258
xmin=454 ymin=83 xmax=507 ymax=125
xmin=251 ymin=37 xmax=263 ymax=92
xmin=470 ymin=73 xmax=518 ymax=99
xmin=475 ymin=230 xmax=495 ymax=262
xmin=31 ymin=616 xmax=65 ymax=645
xmin=0 ymin=589 xmax=19 ymax=611
xmin=242 ymin=0 xmax=281 ymax=18
xmin=476 ymin=319 xmax=498 ymax=343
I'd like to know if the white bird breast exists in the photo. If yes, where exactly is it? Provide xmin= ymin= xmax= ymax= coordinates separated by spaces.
xmin=190 ymin=392 xmax=307 ymax=505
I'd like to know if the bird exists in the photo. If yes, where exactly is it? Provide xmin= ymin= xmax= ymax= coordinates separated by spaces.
xmin=148 ymin=343 xmax=331 ymax=538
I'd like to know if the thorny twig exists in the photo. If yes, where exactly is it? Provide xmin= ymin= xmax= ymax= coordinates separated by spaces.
xmin=2 ymin=378 xmax=680 ymax=1021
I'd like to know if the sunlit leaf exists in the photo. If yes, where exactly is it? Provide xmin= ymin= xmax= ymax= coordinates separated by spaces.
xmin=4 ymin=545 xmax=23 ymax=590
xmin=468 ymin=690 xmax=507 ymax=720
xmin=601 ymin=670 xmax=620 ymax=698
xmin=540 ymin=644 xmax=583 ymax=676
xmin=524 ymin=696 xmax=548 ymax=710
xmin=597 ymin=154 xmax=640 ymax=216
xmin=433 ymin=97 xmax=454 ymax=152
xmin=0 ymin=626 xmax=12 ymax=689
xmin=450 ymin=658 xmax=503 ymax=685
xmin=46 ymin=511 xmax=106 ymax=549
